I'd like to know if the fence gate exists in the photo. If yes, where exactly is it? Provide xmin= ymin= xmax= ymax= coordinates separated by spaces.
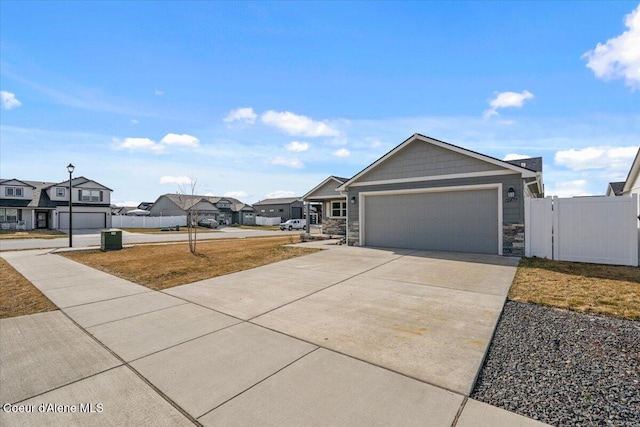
xmin=526 ymin=195 xmax=638 ymax=267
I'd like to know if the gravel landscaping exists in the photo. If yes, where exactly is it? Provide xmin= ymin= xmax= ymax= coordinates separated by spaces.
xmin=473 ymin=300 xmax=640 ymax=426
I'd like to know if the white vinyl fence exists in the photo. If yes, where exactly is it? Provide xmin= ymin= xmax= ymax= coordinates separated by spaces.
xmin=256 ymin=216 xmax=282 ymax=226
xmin=111 ymin=215 xmax=187 ymax=228
xmin=525 ymin=195 xmax=638 ymax=266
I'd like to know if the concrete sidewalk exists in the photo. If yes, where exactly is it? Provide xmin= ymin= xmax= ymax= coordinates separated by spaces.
xmin=1 ymin=248 xmax=550 ymax=426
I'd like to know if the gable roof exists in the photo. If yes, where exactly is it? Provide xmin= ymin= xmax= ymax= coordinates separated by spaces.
xmin=607 ymin=181 xmax=625 ymax=196
xmin=622 ymin=147 xmax=640 ymax=195
xmin=0 ymin=179 xmax=37 ymax=188
xmin=506 ymin=157 xmax=543 ymax=172
xmin=157 ymin=193 xmax=250 ymax=212
xmin=337 ymin=133 xmax=538 ymax=191
xmin=253 ymin=197 xmax=302 ymax=205
xmin=45 ymin=176 xmax=113 ymax=192
xmin=303 ymin=176 xmax=348 ymax=199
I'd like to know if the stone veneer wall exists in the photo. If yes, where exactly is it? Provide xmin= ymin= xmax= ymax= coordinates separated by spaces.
xmin=347 ymin=220 xmax=359 ymax=246
xmin=323 ymin=217 xmax=346 ymax=237
xmin=503 ymin=223 xmax=525 ymax=256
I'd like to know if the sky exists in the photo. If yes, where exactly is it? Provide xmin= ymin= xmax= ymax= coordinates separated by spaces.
xmin=1 ymin=1 xmax=639 ymax=205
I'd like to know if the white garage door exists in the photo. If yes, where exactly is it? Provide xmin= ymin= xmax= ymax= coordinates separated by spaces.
xmin=363 ymin=188 xmax=499 ymax=254
xmin=59 ymin=212 xmax=106 ymax=229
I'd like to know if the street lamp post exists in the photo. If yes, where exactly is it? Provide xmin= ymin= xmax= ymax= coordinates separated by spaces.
xmin=67 ymin=163 xmax=75 ymax=247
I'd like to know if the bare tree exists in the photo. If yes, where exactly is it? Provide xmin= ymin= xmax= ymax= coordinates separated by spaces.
xmin=177 ymin=178 xmax=199 ymax=254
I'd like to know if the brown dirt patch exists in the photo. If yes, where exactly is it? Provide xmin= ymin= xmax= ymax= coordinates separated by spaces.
xmin=63 ymin=236 xmax=319 ymax=290
xmin=509 ymin=257 xmax=640 ymax=320
xmin=0 ymin=258 xmax=58 ymax=318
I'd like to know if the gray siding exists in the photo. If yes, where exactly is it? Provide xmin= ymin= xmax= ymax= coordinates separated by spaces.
xmin=254 ymin=201 xmax=303 ymax=221
xmin=358 ymin=140 xmax=504 ymax=182
xmin=148 ymin=196 xmax=185 ymax=217
xmin=307 ymin=179 xmax=343 ymax=199
xmin=348 ymin=174 xmax=524 ymax=224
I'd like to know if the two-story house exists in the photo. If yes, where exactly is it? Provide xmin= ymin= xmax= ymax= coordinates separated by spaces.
xmin=0 ymin=177 xmax=112 ymax=230
xmin=148 ymin=194 xmax=256 ymax=225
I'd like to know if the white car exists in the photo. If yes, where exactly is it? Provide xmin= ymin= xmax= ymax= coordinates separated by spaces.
xmin=279 ymin=219 xmax=306 ymax=231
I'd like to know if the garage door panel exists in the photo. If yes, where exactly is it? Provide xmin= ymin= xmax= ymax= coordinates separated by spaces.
xmin=59 ymin=212 xmax=106 ymax=229
xmin=364 ymin=189 xmax=498 ymax=254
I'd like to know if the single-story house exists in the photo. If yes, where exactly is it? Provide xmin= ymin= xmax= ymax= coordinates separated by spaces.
xmin=302 ymin=176 xmax=349 ymax=233
xmin=0 ymin=177 xmax=113 ymax=230
xmin=607 ymin=147 xmax=640 ymax=197
xmin=252 ymin=197 xmax=304 ymax=221
xmin=148 ymin=194 xmax=255 ymax=225
xmin=304 ymin=134 xmax=544 ymax=256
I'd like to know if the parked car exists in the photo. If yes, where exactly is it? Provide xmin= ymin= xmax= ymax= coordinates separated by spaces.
xmin=197 ymin=218 xmax=219 ymax=229
xmin=280 ymin=219 xmax=306 ymax=231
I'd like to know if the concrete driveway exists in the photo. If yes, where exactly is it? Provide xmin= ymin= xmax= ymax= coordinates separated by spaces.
xmin=1 ymin=245 xmax=548 ymax=426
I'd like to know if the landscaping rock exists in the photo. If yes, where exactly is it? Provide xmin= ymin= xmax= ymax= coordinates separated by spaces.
xmin=473 ymin=301 xmax=640 ymax=427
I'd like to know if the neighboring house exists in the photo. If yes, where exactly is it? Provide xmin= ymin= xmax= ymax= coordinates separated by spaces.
xmin=609 ymin=147 xmax=640 ymax=197
xmin=0 ymin=177 xmax=112 ymax=230
xmin=304 ymin=134 xmax=544 ymax=256
xmin=252 ymin=197 xmax=304 ymax=222
xmin=606 ymin=182 xmax=625 ymax=197
xmin=112 ymin=206 xmax=136 ymax=215
xmin=148 ymin=194 xmax=255 ymax=225
xmin=302 ymin=176 xmax=349 ymax=234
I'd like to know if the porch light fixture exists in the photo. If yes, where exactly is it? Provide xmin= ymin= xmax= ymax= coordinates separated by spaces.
xmin=350 ymin=196 xmax=356 ymax=204
xmin=67 ymin=163 xmax=75 ymax=247
xmin=507 ymin=187 xmax=516 ymax=198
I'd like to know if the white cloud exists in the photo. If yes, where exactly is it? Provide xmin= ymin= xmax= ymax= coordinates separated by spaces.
xmin=261 ymin=110 xmax=340 ymax=137
xmin=484 ymin=90 xmax=534 ymax=118
xmin=546 ymin=180 xmax=593 ymax=198
xmin=266 ymin=190 xmax=296 ymax=199
xmin=333 ymin=148 xmax=350 ymax=157
xmin=1 ymin=91 xmax=22 ymax=110
xmin=555 ymin=145 xmax=638 ymax=171
xmin=582 ymin=4 xmax=640 ymax=90
xmin=270 ymin=156 xmax=304 ymax=168
xmin=224 ymin=190 xmax=249 ymax=199
xmin=130 ymin=119 xmax=139 ymax=125
xmin=160 ymin=133 xmax=200 ymax=147
xmin=224 ymin=107 xmax=257 ymax=124
xmin=155 ymin=89 xmax=164 ymax=96
xmin=159 ymin=176 xmax=193 ymax=185
xmin=503 ymin=153 xmax=531 ymax=161
xmin=285 ymin=141 xmax=310 ymax=152
xmin=114 ymin=137 xmax=164 ymax=153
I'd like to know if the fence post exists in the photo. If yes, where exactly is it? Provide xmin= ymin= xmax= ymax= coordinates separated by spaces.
xmin=552 ymin=196 xmax=559 ymax=261
xmin=524 ymin=197 xmax=531 ymax=257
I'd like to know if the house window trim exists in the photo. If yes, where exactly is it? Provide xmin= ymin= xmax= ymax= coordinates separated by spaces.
xmin=56 ymin=187 xmax=65 ymax=197
xmin=328 ymin=201 xmax=347 ymax=218
xmin=5 ymin=187 xmax=23 ymax=197
xmin=79 ymin=189 xmax=102 ymax=202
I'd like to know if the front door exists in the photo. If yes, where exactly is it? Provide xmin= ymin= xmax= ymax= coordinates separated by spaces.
xmin=36 ymin=212 xmax=48 ymax=229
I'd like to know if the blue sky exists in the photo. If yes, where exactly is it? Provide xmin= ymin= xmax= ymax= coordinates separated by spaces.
xmin=1 ymin=1 xmax=639 ymax=205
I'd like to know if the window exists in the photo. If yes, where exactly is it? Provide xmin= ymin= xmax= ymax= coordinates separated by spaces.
xmin=79 ymin=189 xmax=101 ymax=202
xmin=56 ymin=188 xmax=65 ymax=197
xmin=0 ymin=209 xmax=18 ymax=222
xmin=269 ymin=209 xmax=274 ymax=212
xmin=330 ymin=201 xmax=347 ymax=218
xmin=260 ymin=209 xmax=265 ymax=213
xmin=278 ymin=208 xmax=284 ymax=212
xmin=5 ymin=187 xmax=23 ymax=197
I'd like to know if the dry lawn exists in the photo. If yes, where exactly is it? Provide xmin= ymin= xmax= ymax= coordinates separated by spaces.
xmin=63 ymin=236 xmax=319 ymax=290
xmin=0 ymin=258 xmax=58 ymax=318
xmin=0 ymin=229 xmax=65 ymax=240
xmin=510 ymin=257 xmax=640 ymax=320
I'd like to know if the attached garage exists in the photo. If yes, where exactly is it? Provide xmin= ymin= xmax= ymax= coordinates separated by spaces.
xmin=333 ymin=133 xmax=544 ymax=256
xmin=361 ymin=186 xmax=500 ymax=254
xmin=59 ymin=212 xmax=107 ymax=229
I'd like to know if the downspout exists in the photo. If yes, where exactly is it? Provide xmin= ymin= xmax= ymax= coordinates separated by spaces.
xmin=340 ymin=190 xmax=348 ymax=245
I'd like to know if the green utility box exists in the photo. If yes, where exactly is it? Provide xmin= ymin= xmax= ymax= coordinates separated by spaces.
xmin=101 ymin=229 xmax=122 ymax=251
